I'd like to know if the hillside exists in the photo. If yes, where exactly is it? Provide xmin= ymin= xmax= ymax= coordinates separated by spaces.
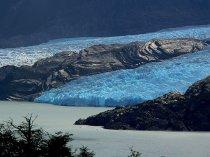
xmin=0 ymin=0 xmax=210 ymax=48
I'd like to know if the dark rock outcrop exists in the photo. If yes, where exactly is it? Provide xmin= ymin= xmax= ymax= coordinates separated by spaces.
xmin=0 ymin=0 xmax=210 ymax=48
xmin=0 ymin=38 xmax=207 ymax=101
xmin=75 ymin=76 xmax=210 ymax=131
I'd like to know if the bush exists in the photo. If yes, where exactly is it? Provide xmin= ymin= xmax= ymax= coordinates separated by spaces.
xmin=0 ymin=115 xmax=143 ymax=157
xmin=0 ymin=115 xmax=93 ymax=157
xmin=76 ymin=146 xmax=95 ymax=157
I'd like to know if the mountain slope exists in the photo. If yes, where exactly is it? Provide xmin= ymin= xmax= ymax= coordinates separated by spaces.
xmin=0 ymin=0 xmax=210 ymax=48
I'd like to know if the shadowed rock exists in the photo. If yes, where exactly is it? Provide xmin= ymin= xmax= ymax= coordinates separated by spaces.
xmin=1 ymin=0 xmax=210 ymax=48
xmin=75 ymin=76 xmax=210 ymax=131
xmin=0 ymin=38 xmax=207 ymax=101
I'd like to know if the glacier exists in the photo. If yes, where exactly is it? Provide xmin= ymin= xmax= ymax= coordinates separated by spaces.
xmin=35 ymin=47 xmax=210 ymax=107
xmin=0 ymin=25 xmax=210 ymax=67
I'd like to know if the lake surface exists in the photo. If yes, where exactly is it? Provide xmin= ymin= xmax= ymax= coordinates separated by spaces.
xmin=0 ymin=101 xmax=210 ymax=157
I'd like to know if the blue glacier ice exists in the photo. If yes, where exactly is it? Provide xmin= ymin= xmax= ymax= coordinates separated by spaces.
xmin=35 ymin=47 xmax=210 ymax=107
xmin=0 ymin=25 xmax=210 ymax=67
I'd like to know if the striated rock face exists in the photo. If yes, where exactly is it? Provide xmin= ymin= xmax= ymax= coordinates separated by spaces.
xmin=0 ymin=38 xmax=207 ymax=101
xmin=34 ymin=38 xmax=207 ymax=71
xmin=0 ymin=66 xmax=45 ymax=101
xmin=75 ymin=76 xmax=210 ymax=131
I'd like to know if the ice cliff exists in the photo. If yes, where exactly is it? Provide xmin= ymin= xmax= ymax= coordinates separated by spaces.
xmin=36 ymin=47 xmax=210 ymax=106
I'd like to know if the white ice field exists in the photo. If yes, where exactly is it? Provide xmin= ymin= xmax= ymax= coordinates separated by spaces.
xmin=0 ymin=25 xmax=210 ymax=67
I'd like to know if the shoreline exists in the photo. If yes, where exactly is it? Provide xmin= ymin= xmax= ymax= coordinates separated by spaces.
xmin=0 ymin=101 xmax=209 ymax=134
xmin=0 ymin=101 xmax=210 ymax=157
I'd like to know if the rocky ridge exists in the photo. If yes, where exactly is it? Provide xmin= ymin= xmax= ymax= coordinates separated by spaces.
xmin=0 ymin=38 xmax=207 ymax=101
xmin=75 ymin=76 xmax=210 ymax=131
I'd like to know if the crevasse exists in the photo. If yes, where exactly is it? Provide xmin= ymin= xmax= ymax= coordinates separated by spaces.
xmin=35 ymin=47 xmax=210 ymax=107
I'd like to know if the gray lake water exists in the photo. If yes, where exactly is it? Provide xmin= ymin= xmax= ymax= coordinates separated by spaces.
xmin=0 ymin=101 xmax=209 ymax=157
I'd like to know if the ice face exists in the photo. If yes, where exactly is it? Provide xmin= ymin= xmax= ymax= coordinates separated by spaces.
xmin=35 ymin=47 xmax=210 ymax=107
xmin=0 ymin=25 xmax=210 ymax=67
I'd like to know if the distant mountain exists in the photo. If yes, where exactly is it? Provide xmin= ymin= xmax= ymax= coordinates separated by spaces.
xmin=0 ymin=0 xmax=210 ymax=48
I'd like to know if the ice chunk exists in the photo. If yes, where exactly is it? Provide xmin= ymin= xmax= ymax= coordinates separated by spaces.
xmin=35 ymin=47 xmax=210 ymax=107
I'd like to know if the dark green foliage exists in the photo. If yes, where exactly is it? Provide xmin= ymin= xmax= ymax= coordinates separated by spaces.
xmin=7 ymin=116 xmax=47 ymax=157
xmin=0 ymin=115 xmax=144 ymax=157
xmin=0 ymin=115 xmax=93 ymax=157
xmin=76 ymin=146 xmax=95 ymax=157
xmin=0 ymin=124 xmax=20 ymax=157
xmin=47 ymin=132 xmax=73 ymax=157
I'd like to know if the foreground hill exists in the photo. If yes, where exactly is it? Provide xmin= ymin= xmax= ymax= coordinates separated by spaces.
xmin=0 ymin=0 xmax=210 ymax=48
xmin=0 ymin=38 xmax=206 ymax=101
xmin=75 ymin=76 xmax=210 ymax=131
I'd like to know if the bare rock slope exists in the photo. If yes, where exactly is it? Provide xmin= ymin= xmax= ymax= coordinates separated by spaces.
xmin=0 ymin=38 xmax=207 ymax=101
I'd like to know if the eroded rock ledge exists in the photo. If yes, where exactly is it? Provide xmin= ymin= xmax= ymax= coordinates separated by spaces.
xmin=0 ymin=38 xmax=207 ymax=101
xmin=75 ymin=76 xmax=210 ymax=131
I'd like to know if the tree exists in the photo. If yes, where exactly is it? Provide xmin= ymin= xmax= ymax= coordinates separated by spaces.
xmin=76 ymin=146 xmax=95 ymax=157
xmin=8 ymin=115 xmax=46 ymax=157
xmin=0 ymin=124 xmax=20 ymax=157
xmin=0 ymin=115 xmax=144 ymax=157
xmin=0 ymin=115 xmax=94 ymax=157
xmin=47 ymin=132 xmax=73 ymax=157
